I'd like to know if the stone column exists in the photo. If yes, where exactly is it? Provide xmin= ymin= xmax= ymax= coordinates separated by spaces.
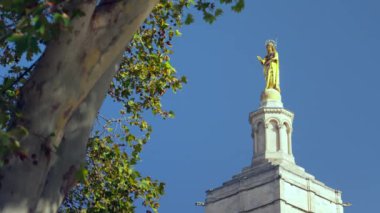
xmin=279 ymin=124 xmax=288 ymax=153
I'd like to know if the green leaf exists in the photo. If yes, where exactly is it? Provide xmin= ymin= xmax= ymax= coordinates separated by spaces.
xmin=6 ymin=33 xmax=40 ymax=60
xmin=175 ymin=29 xmax=182 ymax=37
xmin=168 ymin=111 xmax=175 ymax=118
xmin=215 ymin=8 xmax=224 ymax=17
xmin=8 ymin=125 xmax=28 ymax=139
xmin=232 ymin=0 xmax=245 ymax=12
xmin=203 ymin=12 xmax=216 ymax=24
xmin=184 ymin=14 xmax=194 ymax=25
xmin=75 ymin=167 xmax=88 ymax=183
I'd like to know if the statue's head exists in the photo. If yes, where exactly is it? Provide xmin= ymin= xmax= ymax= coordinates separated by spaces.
xmin=265 ymin=40 xmax=277 ymax=53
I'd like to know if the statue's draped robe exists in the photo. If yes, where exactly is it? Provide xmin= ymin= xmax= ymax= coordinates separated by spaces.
xmin=263 ymin=52 xmax=280 ymax=92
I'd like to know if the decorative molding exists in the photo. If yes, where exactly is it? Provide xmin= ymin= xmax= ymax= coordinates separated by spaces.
xmin=249 ymin=108 xmax=294 ymax=120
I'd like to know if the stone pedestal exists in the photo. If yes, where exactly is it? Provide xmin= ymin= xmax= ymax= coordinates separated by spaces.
xmin=204 ymin=90 xmax=345 ymax=213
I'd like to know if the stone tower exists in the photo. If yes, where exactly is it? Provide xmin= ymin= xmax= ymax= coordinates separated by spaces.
xmin=204 ymin=89 xmax=346 ymax=213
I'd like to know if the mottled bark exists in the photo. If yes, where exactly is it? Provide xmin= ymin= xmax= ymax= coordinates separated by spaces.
xmin=35 ymin=67 xmax=116 ymax=213
xmin=0 ymin=0 xmax=158 ymax=212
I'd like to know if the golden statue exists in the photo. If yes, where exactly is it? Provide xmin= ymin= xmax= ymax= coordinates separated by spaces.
xmin=257 ymin=40 xmax=280 ymax=93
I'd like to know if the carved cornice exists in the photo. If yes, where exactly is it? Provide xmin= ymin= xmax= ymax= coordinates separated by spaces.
xmin=249 ymin=107 xmax=294 ymax=120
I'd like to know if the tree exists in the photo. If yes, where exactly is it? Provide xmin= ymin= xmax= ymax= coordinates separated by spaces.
xmin=0 ymin=0 xmax=244 ymax=212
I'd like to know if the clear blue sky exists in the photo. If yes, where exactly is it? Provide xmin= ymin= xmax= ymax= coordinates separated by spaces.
xmin=104 ymin=0 xmax=380 ymax=212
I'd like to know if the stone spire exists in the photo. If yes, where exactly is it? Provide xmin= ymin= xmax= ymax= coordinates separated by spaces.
xmin=249 ymin=88 xmax=295 ymax=166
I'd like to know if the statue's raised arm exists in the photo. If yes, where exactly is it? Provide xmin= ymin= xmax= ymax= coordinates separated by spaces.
xmin=257 ymin=40 xmax=280 ymax=93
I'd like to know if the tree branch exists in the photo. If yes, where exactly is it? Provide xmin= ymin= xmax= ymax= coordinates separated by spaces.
xmin=92 ymin=0 xmax=158 ymax=31
xmin=0 ymin=58 xmax=37 ymax=95
xmin=35 ymin=65 xmax=116 ymax=213
xmin=0 ymin=2 xmax=99 ymax=212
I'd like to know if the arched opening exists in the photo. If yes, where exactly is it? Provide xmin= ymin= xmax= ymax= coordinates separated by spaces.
xmin=284 ymin=122 xmax=292 ymax=154
xmin=256 ymin=121 xmax=265 ymax=154
xmin=266 ymin=119 xmax=279 ymax=152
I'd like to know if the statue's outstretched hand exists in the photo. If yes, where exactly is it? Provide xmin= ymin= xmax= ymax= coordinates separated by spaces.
xmin=257 ymin=56 xmax=264 ymax=64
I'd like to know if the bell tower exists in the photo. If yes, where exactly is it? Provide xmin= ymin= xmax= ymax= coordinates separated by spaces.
xmin=250 ymin=90 xmax=295 ymax=166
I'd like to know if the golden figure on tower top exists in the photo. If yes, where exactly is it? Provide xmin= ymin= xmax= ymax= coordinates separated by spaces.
xmin=257 ymin=40 xmax=280 ymax=93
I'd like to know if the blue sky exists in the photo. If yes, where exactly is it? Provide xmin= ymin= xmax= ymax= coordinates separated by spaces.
xmin=110 ymin=0 xmax=380 ymax=212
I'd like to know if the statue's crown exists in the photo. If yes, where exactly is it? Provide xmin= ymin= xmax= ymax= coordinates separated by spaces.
xmin=265 ymin=39 xmax=277 ymax=48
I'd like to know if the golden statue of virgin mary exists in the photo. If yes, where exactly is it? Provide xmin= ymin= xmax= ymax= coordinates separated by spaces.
xmin=257 ymin=40 xmax=280 ymax=93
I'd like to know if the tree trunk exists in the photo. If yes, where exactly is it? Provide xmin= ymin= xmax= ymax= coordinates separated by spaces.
xmin=0 ymin=0 xmax=158 ymax=212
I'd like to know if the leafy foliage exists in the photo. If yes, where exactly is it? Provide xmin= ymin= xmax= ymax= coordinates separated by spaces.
xmin=61 ymin=137 xmax=165 ymax=212
xmin=0 ymin=0 xmax=81 ymax=60
xmin=0 ymin=0 xmax=245 ymax=212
